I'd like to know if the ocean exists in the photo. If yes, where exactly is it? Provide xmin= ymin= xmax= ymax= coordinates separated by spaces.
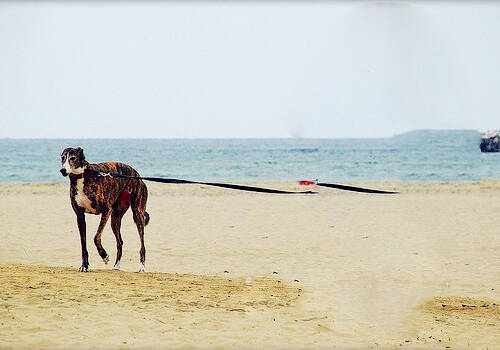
xmin=0 ymin=130 xmax=498 ymax=184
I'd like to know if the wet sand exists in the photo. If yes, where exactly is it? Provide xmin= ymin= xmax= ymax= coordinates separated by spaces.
xmin=0 ymin=181 xmax=499 ymax=349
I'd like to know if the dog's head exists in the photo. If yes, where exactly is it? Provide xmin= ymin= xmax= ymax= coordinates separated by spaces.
xmin=60 ymin=147 xmax=87 ymax=177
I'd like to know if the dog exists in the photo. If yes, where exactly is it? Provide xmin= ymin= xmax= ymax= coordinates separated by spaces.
xmin=60 ymin=147 xmax=150 ymax=272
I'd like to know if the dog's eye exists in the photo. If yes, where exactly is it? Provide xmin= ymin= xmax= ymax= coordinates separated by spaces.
xmin=69 ymin=156 xmax=76 ymax=161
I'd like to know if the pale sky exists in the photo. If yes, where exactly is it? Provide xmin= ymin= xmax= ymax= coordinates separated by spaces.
xmin=1 ymin=1 xmax=499 ymax=138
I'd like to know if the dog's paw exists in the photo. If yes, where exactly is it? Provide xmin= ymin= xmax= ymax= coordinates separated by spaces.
xmin=78 ymin=265 xmax=89 ymax=272
xmin=113 ymin=262 xmax=120 ymax=270
xmin=102 ymin=255 xmax=110 ymax=264
xmin=138 ymin=263 xmax=145 ymax=272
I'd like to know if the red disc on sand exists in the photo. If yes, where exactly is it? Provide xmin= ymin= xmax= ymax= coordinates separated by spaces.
xmin=299 ymin=180 xmax=317 ymax=186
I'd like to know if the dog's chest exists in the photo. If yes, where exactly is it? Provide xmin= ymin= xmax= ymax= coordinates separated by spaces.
xmin=74 ymin=178 xmax=97 ymax=214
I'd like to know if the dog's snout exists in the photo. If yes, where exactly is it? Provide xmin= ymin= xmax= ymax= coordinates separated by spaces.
xmin=60 ymin=168 xmax=68 ymax=176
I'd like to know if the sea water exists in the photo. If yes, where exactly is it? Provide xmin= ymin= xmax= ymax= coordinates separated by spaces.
xmin=0 ymin=130 xmax=498 ymax=184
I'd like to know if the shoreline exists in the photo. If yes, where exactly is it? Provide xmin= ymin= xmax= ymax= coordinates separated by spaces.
xmin=1 ymin=179 xmax=500 ymax=195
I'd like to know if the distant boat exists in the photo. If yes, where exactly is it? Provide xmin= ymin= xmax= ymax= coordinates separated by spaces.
xmin=480 ymin=130 xmax=500 ymax=152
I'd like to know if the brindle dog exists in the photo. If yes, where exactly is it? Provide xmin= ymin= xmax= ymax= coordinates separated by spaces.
xmin=60 ymin=147 xmax=150 ymax=272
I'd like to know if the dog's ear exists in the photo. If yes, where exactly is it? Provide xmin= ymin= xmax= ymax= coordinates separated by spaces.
xmin=76 ymin=147 xmax=85 ymax=161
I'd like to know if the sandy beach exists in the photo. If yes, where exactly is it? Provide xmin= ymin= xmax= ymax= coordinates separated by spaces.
xmin=1 ymin=181 xmax=499 ymax=349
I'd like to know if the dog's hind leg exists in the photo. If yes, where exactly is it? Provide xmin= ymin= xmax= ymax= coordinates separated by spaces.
xmin=94 ymin=209 xmax=111 ymax=264
xmin=131 ymin=185 xmax=148 ymax=272
xmin=110 ymin=205 xmax=128 ymax=270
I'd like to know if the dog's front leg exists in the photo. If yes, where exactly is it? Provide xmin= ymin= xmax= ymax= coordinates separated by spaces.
xmin=76 ymin=212 xmax=89 ymax=272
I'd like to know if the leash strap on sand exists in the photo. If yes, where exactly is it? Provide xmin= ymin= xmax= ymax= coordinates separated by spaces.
xmin=315 ymin=182 xmax=398 ymax=194
xmin=100 ymin=172 xmax=317 ymax=195
xmin=298 ymin=179 xmax=397 ymax=194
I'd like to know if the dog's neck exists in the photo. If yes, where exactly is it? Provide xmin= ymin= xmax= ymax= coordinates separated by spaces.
xmin=68 ymin=164 xmax=88 ymax=183
xmin=69 ymin=173 xmax=84 ymax=180
xmin=68 ymin=163 xmax=105 ymax=184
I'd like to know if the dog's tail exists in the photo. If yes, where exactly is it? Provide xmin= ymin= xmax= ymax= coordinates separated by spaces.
xmin=144 ymin=211 xmax=150 ymax=226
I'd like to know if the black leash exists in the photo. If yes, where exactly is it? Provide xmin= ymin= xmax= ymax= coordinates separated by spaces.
xmin=97 ymin=172 xmax=398 ymax=195
xmin=100 ymin=172 xmax=316 ymax=194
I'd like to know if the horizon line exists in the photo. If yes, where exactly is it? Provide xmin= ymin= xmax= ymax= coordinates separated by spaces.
xmin=0 ymin=129 xmax=482 ymax=140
